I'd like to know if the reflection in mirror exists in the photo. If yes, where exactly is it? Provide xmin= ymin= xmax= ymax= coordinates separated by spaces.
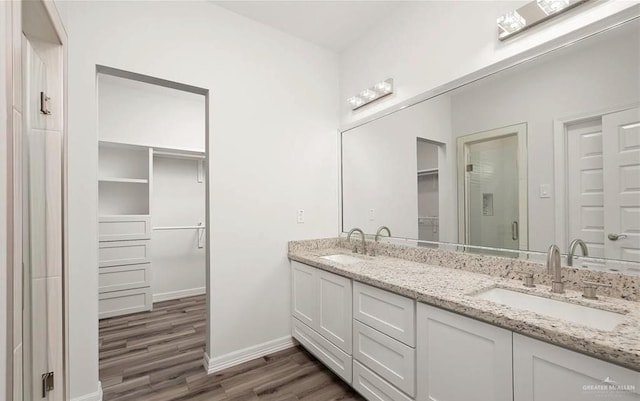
xmin=341 ymin=18 xmax=640 ymax=273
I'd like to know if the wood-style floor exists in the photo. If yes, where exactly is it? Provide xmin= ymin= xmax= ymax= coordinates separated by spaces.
xmin=99 ymin=295 xmax=363 ymax=401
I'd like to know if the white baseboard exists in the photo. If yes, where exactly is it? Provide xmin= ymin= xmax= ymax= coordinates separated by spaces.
xmin=71 ymin=381 xmax=102 ymax=401
xmin=203 ymin=335 xmax=295 ymax=374
xmin=153 ymin=287 xmax=206 ymax=303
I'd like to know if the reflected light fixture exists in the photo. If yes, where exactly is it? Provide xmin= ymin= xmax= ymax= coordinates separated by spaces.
xmin=537 ymin=0 xmax=570 ymax=15
xmin=497 ymin=11 xmax=526 ymax=35
xmin=497 ymin=0 xmax=588 ymax=40
xmin=348 ymin=78 xmax=394 ymax=111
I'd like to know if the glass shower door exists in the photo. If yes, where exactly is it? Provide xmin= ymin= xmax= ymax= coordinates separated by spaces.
xmin=465 ymin=134 xmax=520 ymax=250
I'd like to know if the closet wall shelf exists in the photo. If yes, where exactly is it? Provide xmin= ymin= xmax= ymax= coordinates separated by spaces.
xmin=99 ymin=177 xmax=149 ymax=184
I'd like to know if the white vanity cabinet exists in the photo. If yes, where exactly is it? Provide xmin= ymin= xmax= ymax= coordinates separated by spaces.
xmin=416 ymin=303 xmax=513 ymax=401
xmin=291 ymin=261 xmax=353 ymax=382
xmin=513 ymin=334 xmax=640 ymax=401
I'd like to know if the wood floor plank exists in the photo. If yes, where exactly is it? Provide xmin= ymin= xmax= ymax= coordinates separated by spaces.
xmin=100 ymin=295 xmax=364 ymax=401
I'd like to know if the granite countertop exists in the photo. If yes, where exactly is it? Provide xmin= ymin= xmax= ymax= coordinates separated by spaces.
xmin=288 ymin=242 xmax=640 ymax=372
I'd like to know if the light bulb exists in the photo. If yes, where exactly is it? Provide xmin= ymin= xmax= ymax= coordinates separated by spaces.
xmin=497 ymin=10 xmax=526 ymax=34
xmin=359 ymin=89 xmax=376 ymax=101
xmin=374 ymin=81 xmax=392 ymax=94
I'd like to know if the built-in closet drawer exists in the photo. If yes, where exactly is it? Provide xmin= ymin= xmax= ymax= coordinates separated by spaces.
xmin=99 ymin=263 xmax=151 ymax=293
xmin=292 ymin=317 xmax=352 ymax=383
xmin=353 ymin=361 xmax=413 ymax=401
xmin=99 ymin=215 xmax=151 ymax=242
xmin=353 ymin=320 xmax=416 ymax=397
xmin=99 ymin=287 xmax=152 ymax=319
xmin=99 ymin=240 xmax=151 ymax=267
xmin=353 ymin=282 xmax=415 ymax=347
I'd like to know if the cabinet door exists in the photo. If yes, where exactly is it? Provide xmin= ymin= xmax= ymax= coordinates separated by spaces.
xmin=318 ymin=269 xmax=352 ymax=354
xmin=514 ymin=334 xmax=640 ymax=401
xmin=291 ymin=261 xmax=319 ymax=328
xmin=417 ymin=303 xmax=513 ymax=401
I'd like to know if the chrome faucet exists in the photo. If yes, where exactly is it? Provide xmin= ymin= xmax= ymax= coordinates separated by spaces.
xmin=347 ymin=228 xmax=366 ymax=255
xmin=375 ymin=226 xmax=391 ymax=242
xmin=567 ymin=239 xmax=588 ymax=267
xmin=547 ymin=244 xmax=564 ymax=294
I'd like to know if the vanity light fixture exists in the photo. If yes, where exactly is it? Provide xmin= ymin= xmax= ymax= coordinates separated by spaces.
xmin=348 ymin=78 xmax=394 ymax=110
xmin=497 ymin=0 xmax=588 ymax=41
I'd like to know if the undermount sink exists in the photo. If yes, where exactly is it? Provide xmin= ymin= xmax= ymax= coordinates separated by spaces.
xmin=473 ymin=287 xmax=625 ymax=331
xmin=320 ymin=254 xmax=365 ymax=265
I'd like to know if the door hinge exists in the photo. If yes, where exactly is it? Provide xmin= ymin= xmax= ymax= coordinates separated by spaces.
xmin=466 ymin=164 xmax=473 ymax=172
xmin=41 ymin=371 xmax=54 ymax=398
xmin=40 ymin=92 xmax=52 ymax=115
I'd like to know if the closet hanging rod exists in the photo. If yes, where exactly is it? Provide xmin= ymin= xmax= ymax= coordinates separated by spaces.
xmin=153 ymin=225 xmax=206 ymax=231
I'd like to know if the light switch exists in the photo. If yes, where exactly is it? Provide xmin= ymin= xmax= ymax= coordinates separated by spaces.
xmin=297 ymin=209 xmax=305 ymax=224
xmin=539 ymin=184 xmax=551 ymax=198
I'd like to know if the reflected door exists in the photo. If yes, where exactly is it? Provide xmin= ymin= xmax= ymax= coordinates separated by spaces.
xmin=603 ymin=107 xmax=640 ymax=262
xmin=458 ymin=124 xmax=528 ymax=251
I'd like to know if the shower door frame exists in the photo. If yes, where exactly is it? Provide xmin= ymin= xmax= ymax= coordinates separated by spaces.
xmin=456 ymin=123 xmax=528 ymax=250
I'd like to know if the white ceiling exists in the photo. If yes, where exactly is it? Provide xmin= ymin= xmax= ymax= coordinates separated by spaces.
xmin=213 ymin=1 xmax=407 ymax=52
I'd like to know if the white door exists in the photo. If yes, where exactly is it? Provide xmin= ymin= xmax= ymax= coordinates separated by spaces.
xmin=603 ymin=107 xmax=640 ymax=262
xmin=566 ymin=120 xmax=605 ymax=260
xmin=22 ymin=36 xmax=64 ymax=401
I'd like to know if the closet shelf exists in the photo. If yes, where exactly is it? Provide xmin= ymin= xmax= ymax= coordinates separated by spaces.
xmin=99 ymin=177 xmax=149 ymax=184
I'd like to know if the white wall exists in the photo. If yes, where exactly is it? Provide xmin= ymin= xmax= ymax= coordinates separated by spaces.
xmin=56 ymin=1 xmax=339 ymax=398
xmin=340 ymin=1 xmax=640 ymax=125
xmin=98 ymin=74 xmax=206 ymax=152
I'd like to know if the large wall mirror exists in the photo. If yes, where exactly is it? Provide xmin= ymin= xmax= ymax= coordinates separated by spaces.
xmin=341 ymin=17 xmax=640 ymax=274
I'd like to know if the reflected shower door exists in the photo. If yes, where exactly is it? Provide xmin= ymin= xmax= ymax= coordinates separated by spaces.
xmin=459 ymin=126 xmax=526 ymax=249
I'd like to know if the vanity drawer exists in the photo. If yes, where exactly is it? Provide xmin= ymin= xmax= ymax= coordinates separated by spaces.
xmin=353 ymin=282 xmax=415 ymax=347
xmin=99 ymin=240 xmax=151 ymax=267
xmin=353 ymin=360 xmax=413 ymax=401
xmin=99 ymin=287 xmax=151 ymax=319
xmin=99 ymin=215 xmax=151 ymax=242
xmin=99 ymin=263 xmax=151 ymax=293
xmin=292 ymin=317 xmax=352 ymax=383
xmin=353 ymin=320 xmax=415 ymax=397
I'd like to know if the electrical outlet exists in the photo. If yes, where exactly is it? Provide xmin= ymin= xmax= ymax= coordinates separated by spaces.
xmin=297 ymin=209 xmax=305 ymax=224
xmin=369 ymin=208 xmax=375 ymax=221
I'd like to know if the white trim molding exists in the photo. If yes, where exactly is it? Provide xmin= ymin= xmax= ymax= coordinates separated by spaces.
xmin=203 ymin=336 xmax=296 ymax=374
xmin=152 ymin=287 xmax=206 ymax=303
xmin=71 ymin=382 xmax=102 ymax=401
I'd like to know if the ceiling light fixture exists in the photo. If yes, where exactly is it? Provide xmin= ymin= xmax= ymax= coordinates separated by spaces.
xmin=348 ymin=79 xmax=394 ymax=111
xmin=497 ymin=0 xmax=588 ymax=41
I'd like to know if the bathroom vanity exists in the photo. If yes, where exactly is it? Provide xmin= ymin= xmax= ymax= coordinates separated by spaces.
xmin=289 ymin=238 xmax=640 ymax=401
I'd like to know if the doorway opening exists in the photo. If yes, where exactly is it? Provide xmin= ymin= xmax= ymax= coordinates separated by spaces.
xmin=457 ymin=123 xmax=528 ymax=251
xmin=95 ymin=66 xmax=210 ymax=400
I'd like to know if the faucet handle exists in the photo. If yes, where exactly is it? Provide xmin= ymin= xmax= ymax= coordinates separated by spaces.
xmin=581 ymin=280 xmax=612 ymax=300
xmin=516 ymin=271 xmax=535 ymax=288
